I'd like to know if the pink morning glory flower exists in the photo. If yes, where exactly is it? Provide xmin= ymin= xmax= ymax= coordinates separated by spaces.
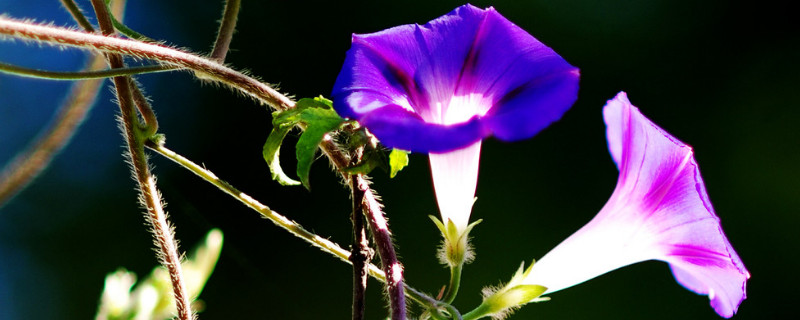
xmin=522 ymin=92 xmax=749 ymax=317
xmin=332 ymin=4 xmax=579 ymax=238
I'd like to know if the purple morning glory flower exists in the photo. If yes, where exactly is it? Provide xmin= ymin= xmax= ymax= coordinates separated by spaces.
xmin=522 ymin=92 xmax=749 ymax=317
xmin=332 ymin=4 xmax=579 ymax=235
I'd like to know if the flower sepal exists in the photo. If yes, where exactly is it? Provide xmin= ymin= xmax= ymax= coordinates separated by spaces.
xmin=430 ymin=215 xmax=481 ymax=267
xmin=464 ymin=261 xmax=548 ymax=320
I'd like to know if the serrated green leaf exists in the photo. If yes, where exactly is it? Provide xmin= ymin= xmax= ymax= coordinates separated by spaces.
xmin=265 ymin=96 xmax=343 ymax=189
xmin=295 ymin=107 xmax=345 ymax=190
xmin=388 ymin=149 xmax=409 ymax=178
xmin=263 ymin=126 xmax=301 ymax=186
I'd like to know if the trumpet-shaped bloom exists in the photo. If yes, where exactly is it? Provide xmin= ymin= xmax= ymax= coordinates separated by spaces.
xmin=522 ymin=92 xmax=749 ymax=317
xmin=332 ymin=4 xmax=579 ymax=234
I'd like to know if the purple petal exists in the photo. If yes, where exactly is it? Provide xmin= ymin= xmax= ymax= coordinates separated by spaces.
xmin=524 ymin=92 xmax=748 ymax=318
xmin=332 ymin=4 xmax=579 ymax=152
xmin=359 ymin=104 xmax=487 ymax=152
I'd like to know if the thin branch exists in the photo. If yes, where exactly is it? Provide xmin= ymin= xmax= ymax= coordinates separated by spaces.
xmin=62 ymin=1 xmax=160 ymax=136
xmin=88 ymin=0 xmax=191 ymax=319
xmin=0 ymin=56 xmax=106 ymax=207
xmin=59 ymin=0 xmax=96 ymax=33
xmin=0 ymin=14 xmax=413 ymax=317
xmin=210 ymin=0 xmax=241 ymax=62
xmin=360 ymin=177 xmax=406 ymax=320
xmin=348 ymin=143 xmax=370 ymax=320
xmin=0 ymin=0 xmax=131 ymax=208
xmin=145 ymin=141 xmax=436 ymax=308
xmin=0 ymin=62 xmax=176 ymax=80
xmin=107 ymin=8 xmax=153 ymax=42
xmin=130 ymin=83 xmax=159 ymax=139
xmin=0 ymin=16 xmax=293 ymax=110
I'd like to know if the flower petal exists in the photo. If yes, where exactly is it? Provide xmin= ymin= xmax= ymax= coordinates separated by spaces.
xmin=523 ymin=92 xmax=748 ymax=318
xmin=429 ymin=141 xmax=482 ymax=231
xmin=359 ymin=104 xmax=486 ymax=152
xmin=332 ymin=4 xmax=579 ymax=152
xmin=333 ymin=4 xmax=488 ymax=123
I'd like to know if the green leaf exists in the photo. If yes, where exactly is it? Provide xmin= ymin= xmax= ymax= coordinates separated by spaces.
xmin=263 ymin=125 xmax=301 ymax=186
xmin=295 ymin=107 xmax=345 ymax=189
xmin=264 ymin=96 xmax=342 ymax=189
xmin=295 ymin=96 xmax=333 ymax=110
xmin=313 ymin=95 xmax=334 ymax=109
xmin=388 ymin=149 xmax=409 ymax=178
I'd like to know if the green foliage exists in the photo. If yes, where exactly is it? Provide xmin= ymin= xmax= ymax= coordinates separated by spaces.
xmin=263 ymin=96 xmax=344 ymax=189
xmin=388 ymin=149 xmax=409 ymax=178
xmin=263 ymin=124 xmax=301 ymax=186
xmin=95 ymin=229 xmax=224 ymax=320
xmin=265 ymin=96 xmax=411 ymax=187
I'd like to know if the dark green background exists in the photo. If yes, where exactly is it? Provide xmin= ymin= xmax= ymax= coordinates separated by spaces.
xmin=1 ymin=0 xmax=797 ymax=319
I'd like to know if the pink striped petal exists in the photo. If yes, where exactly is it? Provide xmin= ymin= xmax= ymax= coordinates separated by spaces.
xmin=523 ymin=92 xmax=748 ymax=318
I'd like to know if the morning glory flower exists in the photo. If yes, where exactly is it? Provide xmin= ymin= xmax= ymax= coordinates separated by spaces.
xmin=332 ymin=4 xmax=579 ymax=258
xmin=520 ymin=92 xmax=749 ymax=317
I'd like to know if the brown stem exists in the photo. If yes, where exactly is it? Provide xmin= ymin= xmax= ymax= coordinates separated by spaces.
xmin=0 ymin=17 xmax=292 ymax=110
xmin=0 ymin=0 xmax=129 ymax=207
xmin=0 ymin=13 xmax=409 ymax=317
xmin=130 ymin=83 xmax=159 ymax=138
xmin=88 ymin=0 xmax=192 ymax=319
xmin=359 ymin=177 xmax=406 ymax=320
xmin=0 ymin=55 xmax=106 ymax=207
xmin=348 ymin=144 xmax=371 ymax=320
xmin=210 ymin=0 xmax=241 ymax=62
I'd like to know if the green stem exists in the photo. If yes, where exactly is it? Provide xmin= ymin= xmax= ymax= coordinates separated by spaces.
xmin=106 ymin=1 xmax=153 ymax=41
xmin=59 ymin=0 xmax=96 ymax=32
xmin=444 ymin=304 xmax=464 ymax=320
xmin=442 ymin=264 xmax=463 ymax=304
xmin=461 ymin=303 xmax=491 ymax=320
xmin=0 ymin=62 xmax=176 ymax=80
xmin=145 ymin=141 xmax=437 ymax=309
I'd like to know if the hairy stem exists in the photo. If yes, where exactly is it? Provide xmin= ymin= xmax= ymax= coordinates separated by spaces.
xmin=442 ymin=264 xmax=463 ymax=304
xmin=348 ymin=145 xmax=370 ymax=320
xmin=0 ymin=16 xmax=292 ymax=110
xmin=350 ymin=190 xmax=370 ymax=320
xmin=60 ymin=0 xmax=96 ymax=32
xmin=0 ymin=13 xmax=415 ymax=317
xmin=145 ymin=141 xmax=435 ymax=308
xmin=0 ymin=0 xmax=133 ymax=207
xmin=88 ymin=0 xmax=191 ymax=319
xmin=0 ymin=56 xmax=106 ymax=207
xmin=106 ymin=5 xmax=153 ymax=42
xmin=359 ymin=176 xmax=406 ymax=320
xmin=210 ymin=0 xmax=241 ymax=62
xmin=0 ymin=62 xmax=175 ymax=80
xmin=130 ymin=83 xmax=159 ymax=139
